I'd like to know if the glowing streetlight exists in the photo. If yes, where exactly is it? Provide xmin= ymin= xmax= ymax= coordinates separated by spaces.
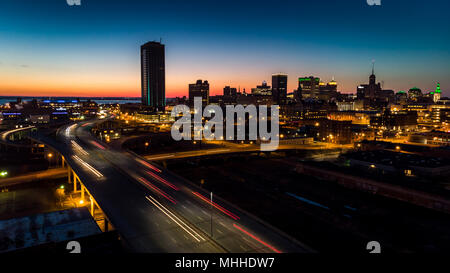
xmin=47 ymin=153 xmax=53 ymax=158
xmin=0 ymin=171 xmax=8 ymax=177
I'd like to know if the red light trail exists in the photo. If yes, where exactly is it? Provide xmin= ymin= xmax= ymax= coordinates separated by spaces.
xmin=90 ymin=140 xmax=105 ymax=150
xmin=233 ymin=223 xmax=282 ymax=253
xmin=138 ymin=177 xmax=176 ymax=204
xmin=146 ymin=171 xmax=179 ymax=191
xmin=192 ymin=191 xmax=240 ymax=220
xmin=136 ymin=158 xmax=162 ymax=173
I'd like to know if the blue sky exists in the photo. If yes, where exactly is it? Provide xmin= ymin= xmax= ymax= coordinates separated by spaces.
xmin=0 ymin=0 xmax=449 ymax=97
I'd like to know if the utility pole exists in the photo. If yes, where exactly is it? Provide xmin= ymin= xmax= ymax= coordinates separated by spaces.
xmin=210 ymin=192 xmax=213 ymax=238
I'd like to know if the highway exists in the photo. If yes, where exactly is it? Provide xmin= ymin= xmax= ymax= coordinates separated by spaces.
xmin=32 ymin=119 xmax=313 ymax=253
xmin=0 ymin=168 xmax=67 ymax=187
xmin=144 ymin=142 xmax=350 ymax=161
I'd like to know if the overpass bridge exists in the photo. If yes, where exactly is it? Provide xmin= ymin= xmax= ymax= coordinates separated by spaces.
xmin=144 ymin=144 xmax=349 ymax=162
xmin=0 ymin=126 xmax=45 ymax=154
xmin=18 ymin=120 xmax=313 ymax=253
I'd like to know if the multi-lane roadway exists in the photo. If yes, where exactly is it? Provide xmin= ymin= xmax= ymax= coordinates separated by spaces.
xmin=32 ymin=119 xmax=312 ymax=253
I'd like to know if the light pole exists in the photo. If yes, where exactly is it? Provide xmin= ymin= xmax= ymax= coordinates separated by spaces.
xmin=47 ymin=152 xmax=53 ymax=167
xmin=210 ymin=192 xmax=213 ymax=238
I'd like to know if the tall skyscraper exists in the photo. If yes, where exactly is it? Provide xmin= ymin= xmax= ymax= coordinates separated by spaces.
xmin=272 ymin=73 xmax=288 ymax=105
xmin=141 ymin=41 xmax=165 ymax=111
xmin=298 ymin=76 xmax=320 ymax=99
xmin=189 ymin=79 xmax=210 ymax=107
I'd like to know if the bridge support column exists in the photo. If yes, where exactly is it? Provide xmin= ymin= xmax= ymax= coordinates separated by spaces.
xmin=81 ymin=185 xmax=85 ymax=201
xmin=73 ymin=173 xmax=78 ymax=193
xmin=68 ymin=166 xmax=72 ymax=184
xmin=104 ymin=218 xmax=109 ymax=232
xmin=90 ymin=196 xmax=95 ymax=216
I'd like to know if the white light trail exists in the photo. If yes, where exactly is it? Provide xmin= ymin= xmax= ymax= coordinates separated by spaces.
xmin=147 ymin=154 xmax=175 ymax=160
xmin=71 ymin=140 xmax=89 ymax=155
xmin=145 ymin=195 xmax=205 ymax=242
xmin=72 ymin=155 xmax=103 ymax=178
xmin=1 ymin=126 xmax=35 ymax=141
xmin=65 ymin=124 xmax=77 ymax=137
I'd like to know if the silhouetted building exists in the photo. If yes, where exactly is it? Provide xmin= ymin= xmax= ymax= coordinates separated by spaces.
xmin=141 ymin=41 xmax=165 ymax=111
xmin=408 ymin=87 xmax=422 ymax=101
xmin=356 ymin=65 xmax=394 ymax=109
xmin=272 ymin=74 xmax=288 ymax=105
xmin=189 ymin=79 xmax=210 ymax=107
xmin=396 ymin=90 xmax=408 ymax=104
xmin=223 ymin=86 xmax=237 ymax=97
xmin=251 ymin=81 xmax=272 ymax=96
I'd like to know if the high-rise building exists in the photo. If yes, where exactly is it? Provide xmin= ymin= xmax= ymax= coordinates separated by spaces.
xmin=251 ymin=81 xmax=272 ymax=96
xmin=433 ymin=82 xmax=441 ymax=103
xmin=189 ymin=79 xmax=210 ymax=107
xmin=298 ymin=76 xmax=338 ymax=101
xmin=356 ymin=71 xmax=381 ymax=100
xmin=408 ymin=87 xmax=422 ymax=101
xmin=141 ymin=41 xmax=165 ymax=111
xmin=223 ymin=86 xmax=237 ymax=97
xmin=272 ymin=73 xmax=288 ymax=105
xmin=356 ymin=64 xmax=394 ymax=109
xmin=298 ymin=76 xmax=320 ymax=99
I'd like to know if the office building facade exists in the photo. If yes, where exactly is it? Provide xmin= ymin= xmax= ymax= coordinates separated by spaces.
xmin=272 ymin=74 xmax=288 ymax=105
xmin=189 ymin=79 xmax=210 ymax=107
xmin=141 ymin=41 xmax=165 ymax=111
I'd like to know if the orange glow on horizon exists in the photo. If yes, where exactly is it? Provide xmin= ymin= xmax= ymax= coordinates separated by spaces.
xmin=0 ymin=68 xmax=357 ymax=98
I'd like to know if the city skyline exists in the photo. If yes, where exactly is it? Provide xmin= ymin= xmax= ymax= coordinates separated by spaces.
xmin=2 ymin=0 xmax=450 ymax=258
xmin=0 ymin=0 xmax=449 ymax=98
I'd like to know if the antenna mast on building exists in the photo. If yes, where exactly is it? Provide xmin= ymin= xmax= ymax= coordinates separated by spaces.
xmin=371 ymin=59 xmax=375 ymax=75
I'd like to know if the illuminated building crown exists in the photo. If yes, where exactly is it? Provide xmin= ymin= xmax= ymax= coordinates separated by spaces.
xmin=435 ymin=82 xmax=441 ymax=94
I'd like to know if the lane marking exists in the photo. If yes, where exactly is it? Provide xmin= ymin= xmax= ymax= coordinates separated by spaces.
xmin=145 ymin=195 xmax=205 ymax=242
xmin=72 ymin=155 xmax=103 ymax=178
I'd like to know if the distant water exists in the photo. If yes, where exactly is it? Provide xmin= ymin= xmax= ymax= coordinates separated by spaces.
xmin=0 ymin=97 xmax=141 ymax=106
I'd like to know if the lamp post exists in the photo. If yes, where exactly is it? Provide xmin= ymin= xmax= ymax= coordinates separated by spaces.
xmin=210 ymin=192 xmax=213 ymax=238
xmin=47 ymin=152 xmax=53 ymax=167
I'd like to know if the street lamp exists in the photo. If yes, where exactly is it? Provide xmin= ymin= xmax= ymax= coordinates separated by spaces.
xmin=210 ymin=192 xmax=213 ymax=238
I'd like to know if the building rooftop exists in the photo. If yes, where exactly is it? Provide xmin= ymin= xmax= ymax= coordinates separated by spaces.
xmin=0 ymin=208 xmax=101 ymax=253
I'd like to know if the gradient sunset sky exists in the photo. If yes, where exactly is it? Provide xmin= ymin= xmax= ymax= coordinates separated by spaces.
xmin=0 ymin=0 xmax=449 ymax=98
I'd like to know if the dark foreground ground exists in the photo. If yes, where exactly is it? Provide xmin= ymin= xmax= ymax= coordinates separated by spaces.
xmin=166 ymin=153 xmax=450 ymax=253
